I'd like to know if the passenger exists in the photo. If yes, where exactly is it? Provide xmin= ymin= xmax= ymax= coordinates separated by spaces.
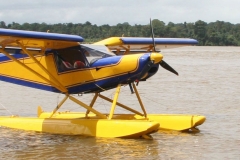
xmin=62 ymin=61 xmax=73 ymax=69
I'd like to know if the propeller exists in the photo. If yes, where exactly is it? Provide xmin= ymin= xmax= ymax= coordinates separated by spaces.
xmin=159 ymin=60 xmax=178 ymax=75
xmin=150 ymin=18 xmax=178 ymax=76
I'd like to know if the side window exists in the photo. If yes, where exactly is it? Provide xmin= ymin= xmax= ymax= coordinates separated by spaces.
xmin=81 ymin=44 xmax=115 ymax=66
xmin=54 ymin=46 xmax=87 ymax=73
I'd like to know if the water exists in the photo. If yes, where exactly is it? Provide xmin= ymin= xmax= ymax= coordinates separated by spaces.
xmin=0 ymin=46 xmax=240 ymax=159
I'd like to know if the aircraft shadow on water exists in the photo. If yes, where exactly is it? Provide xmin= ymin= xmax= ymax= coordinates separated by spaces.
xmin=0 ymin=22 xmax=205 ymax=139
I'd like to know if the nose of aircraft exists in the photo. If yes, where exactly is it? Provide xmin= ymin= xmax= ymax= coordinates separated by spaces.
xmin=150 ymin=52 xmax=163 ymax=64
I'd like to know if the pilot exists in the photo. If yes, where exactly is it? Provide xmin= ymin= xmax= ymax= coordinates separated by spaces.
xmin=74 ymin=61 xmax=85 ymax=68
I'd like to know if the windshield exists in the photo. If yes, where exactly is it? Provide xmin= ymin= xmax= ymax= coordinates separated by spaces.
xmin=81 ymin=44 xmax=115 ymax=64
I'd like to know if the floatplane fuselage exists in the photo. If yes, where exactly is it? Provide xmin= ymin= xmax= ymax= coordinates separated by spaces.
xmin=0 ymin=28 xmax=205 ymax=139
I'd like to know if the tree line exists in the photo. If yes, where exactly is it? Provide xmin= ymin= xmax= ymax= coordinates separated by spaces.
xmin=1 ymin=19 xmax=240 ymax=45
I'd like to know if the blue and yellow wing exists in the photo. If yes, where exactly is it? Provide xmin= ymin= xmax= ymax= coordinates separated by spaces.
xmin=0 ymin=28 xmax=84 ymax=93
xmin=0 ymin=28 xmax=83 ymax=50
xmin=94 ymin=37 xmax=198 ymax=53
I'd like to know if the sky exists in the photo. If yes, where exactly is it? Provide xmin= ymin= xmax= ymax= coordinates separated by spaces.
xmin=0 ymin=0 xmax=239 ymax=26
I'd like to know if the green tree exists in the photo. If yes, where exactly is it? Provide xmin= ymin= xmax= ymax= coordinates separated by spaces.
xmin=0 ymin=21 xmax=6 ymax=28
xmin=1 ymin=20 xmax=240 ymax=46
xmin=194 ymin=20 xmax=207 ymax=45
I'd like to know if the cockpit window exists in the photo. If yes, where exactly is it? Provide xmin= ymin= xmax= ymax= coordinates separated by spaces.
xmin=53 ymin=44 xmax=115 ymax=73
xmin=81 ymin=44 xmax=115 ymax=65
xmin=53 ymin=46 xmax=87 ymax=73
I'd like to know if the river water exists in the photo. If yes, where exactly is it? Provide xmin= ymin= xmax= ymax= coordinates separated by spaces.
xmin=0 ymin=46 xmax=239 ymax=160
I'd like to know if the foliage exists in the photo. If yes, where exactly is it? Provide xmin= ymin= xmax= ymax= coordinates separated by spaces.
xmin=0 ymin=20 xmax=240 ymax=45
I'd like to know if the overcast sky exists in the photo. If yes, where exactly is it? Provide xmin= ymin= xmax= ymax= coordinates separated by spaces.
xmin=0 ymin=0 xmax=239 ymax=26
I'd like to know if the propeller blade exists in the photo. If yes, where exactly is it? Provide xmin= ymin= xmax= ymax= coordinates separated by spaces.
xmin=150 ymin=18 xmax=156 ymax=52
xmin=150 ymin=18 xmax=179 ymax=76
xmin=159 ymin=60 xmax=179 ymax=76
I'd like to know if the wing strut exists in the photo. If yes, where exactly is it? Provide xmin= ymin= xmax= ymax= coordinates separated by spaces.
xmin=0 ymin=48 xmax=67 ymax=93
xmin=17 ymin=42 xmax=68 ymax=93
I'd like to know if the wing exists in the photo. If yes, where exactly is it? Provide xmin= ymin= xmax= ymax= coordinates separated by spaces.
xmin=0 ymin=28 xmax=84 ymax=93
xmin=94 ymin=37 xmax=198 ymax=54
xmin=0 ymin=28 xmax=83 ymax=51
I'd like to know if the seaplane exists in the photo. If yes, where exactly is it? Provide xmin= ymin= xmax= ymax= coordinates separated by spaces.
xmin=0 ymin=21 xmax=205 ymax=139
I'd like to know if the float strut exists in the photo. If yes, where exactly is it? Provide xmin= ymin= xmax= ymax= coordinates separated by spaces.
xmin=49 ymin=94 xmax=69 ymax=118
xmin=69 ymin=95 xmax=107 ymax=119
xmin=108 ymin=84 xmax=121 ymax=120
xmin=129 ymin=83 xmax=134 ymax=94
xmin=132 ymin=83 xmax=147 ymax=118
xmin=85 ymin=93 xmax=98 ymax=117
xmin=98 ymin=94 xmax=144 ymax=116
